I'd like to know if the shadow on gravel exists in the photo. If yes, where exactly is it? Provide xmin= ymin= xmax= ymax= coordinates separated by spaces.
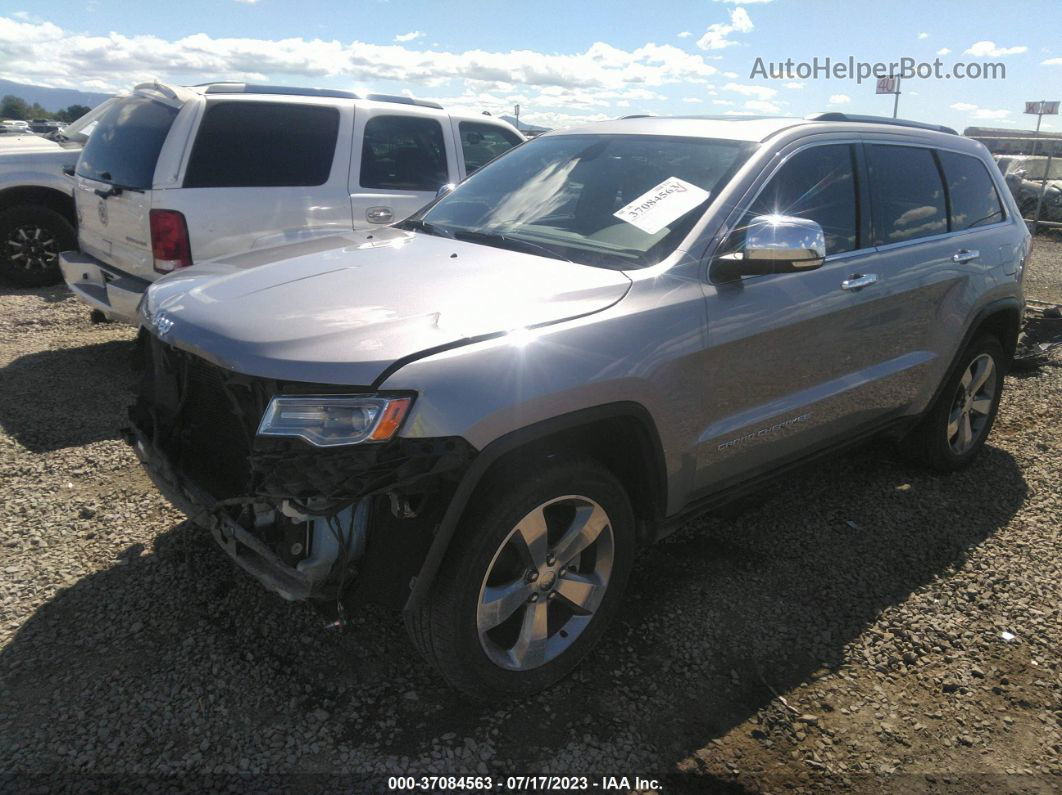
xmin=0 ymin=340 xmax=135 ymax=452
xmin=0 ymin=283 xmax=74 ymax=303
xmin=0 ymin=441 xmax=1027 ymax=786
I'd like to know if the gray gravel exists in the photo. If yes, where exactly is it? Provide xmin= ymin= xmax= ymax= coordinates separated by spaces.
xmin=0 ymin=280 xmax=1059 ymax=793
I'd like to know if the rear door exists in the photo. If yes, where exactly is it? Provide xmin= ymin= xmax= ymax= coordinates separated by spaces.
xmin=349 ymin=107 xmax=459 ymax=229
xmin=74 ymin=92 xmax=181 ymax=278
xmin=161 ymin=98 xmax=353 ymax=261
xmin=863 ymin=143 xmax=1008 ymax=406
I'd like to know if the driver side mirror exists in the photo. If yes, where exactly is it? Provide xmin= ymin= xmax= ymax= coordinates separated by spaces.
xmin=712 ymin=214 xmax=826 ymax=282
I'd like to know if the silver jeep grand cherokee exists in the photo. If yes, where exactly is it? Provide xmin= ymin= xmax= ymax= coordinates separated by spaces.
xmin=128 ymin=113 xmax=1028 ymax=698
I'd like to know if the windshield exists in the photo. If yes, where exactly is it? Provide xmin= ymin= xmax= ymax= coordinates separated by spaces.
xmin=76 ymin=95 xmax=179 ymax=189
xmin=413 ymin=133 xmax=752 ymax=269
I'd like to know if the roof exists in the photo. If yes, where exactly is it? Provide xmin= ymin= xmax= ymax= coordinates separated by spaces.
xmin=542 ymin=113 xmax=960 ymax=143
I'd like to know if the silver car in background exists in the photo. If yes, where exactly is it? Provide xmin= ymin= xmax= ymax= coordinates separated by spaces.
xmin=127 ymin=113 xmax=1028 ymax=698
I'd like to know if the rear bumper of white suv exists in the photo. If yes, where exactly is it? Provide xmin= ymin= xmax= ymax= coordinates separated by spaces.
xmin=59 ymin=250 xmax=150 ymax=325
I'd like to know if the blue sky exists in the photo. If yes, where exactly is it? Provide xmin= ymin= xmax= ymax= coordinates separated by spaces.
xmin=1 ymin=0 xmax=1060 ymax=131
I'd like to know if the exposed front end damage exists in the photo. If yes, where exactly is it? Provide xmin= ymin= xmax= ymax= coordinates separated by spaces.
xmin=124 ymin=333 xmax=476 ymax=608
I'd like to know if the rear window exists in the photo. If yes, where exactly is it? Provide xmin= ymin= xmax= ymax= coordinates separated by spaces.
xmin=868 ymin=145 xmax=948 ymax=245
xmin=184 ymin=102 xmax=339 ymax=188
xmin=459 ymin=121 xmax=521 ymax=174
xmin=76 ymin=96 xmax=178 ymax=189
xmin=360 ymin=115 xmax=448 ymax=191
xmin=938 ymin=151 xmax=1005 ymax=230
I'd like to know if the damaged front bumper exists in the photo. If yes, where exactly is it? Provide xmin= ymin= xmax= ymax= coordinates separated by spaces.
xmin=125 ymin=336 xmax=476 ymax=604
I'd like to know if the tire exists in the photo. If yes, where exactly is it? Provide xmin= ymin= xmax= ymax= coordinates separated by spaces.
xmin=902 ymin=334 xmax=1005 ymax=472
xmin=0 ymin=205 xmax=75 ymax=287
xmin=406 ymin=457 xmax=635 ymax=699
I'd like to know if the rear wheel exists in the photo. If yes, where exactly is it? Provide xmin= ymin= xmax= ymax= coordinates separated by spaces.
xmin=903 ymin=334 xmax=1005 ymax=471
xmin=0 ymin=206 xmax=75 ymax=287
xmin=406 ymin=458 xmax=634 ymax=699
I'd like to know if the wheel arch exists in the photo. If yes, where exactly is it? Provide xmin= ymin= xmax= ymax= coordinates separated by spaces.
xmin=0 ymin=185 xmax=77 ymax=228
xmin=403 ymin=402 xmax=667 ymax=611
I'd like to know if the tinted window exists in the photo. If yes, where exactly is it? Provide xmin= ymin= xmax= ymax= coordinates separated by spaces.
xmin=738 ymin=144 xmax=859 ymax=255
xmin=938 ymin=151 xmax=1004 ymax=230
xmin=459 ymin=122 xmax=521 ymax=174
xmin=360 ymin=115 xmax=448 ymax=191
xmin=76 ymin=96 xmax=178 ymax=189
xmin=868 ymin=145 xmax=947 ymax=244
xmin=183 ymin=102 xmax=339 ymax=188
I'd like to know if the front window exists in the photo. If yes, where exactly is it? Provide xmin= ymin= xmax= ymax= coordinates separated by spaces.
xmin=412 ymin=134 xmax=752 ymax=269
xmin=1017 ymin=158 xmax=1062 ymax=181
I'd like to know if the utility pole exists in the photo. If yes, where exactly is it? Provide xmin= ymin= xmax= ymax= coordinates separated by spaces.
xmin=892 ymin=74 xmax=901 ymax=118
xmin=514 ymin=103 xmax=520 ymax=132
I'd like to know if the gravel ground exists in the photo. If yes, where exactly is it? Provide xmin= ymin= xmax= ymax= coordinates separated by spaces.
xmin=0 ymin=249 xmax=1059 ymax=793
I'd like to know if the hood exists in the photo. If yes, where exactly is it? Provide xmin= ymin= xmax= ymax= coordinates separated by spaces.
xmin=143 ymin=229 xmax=632 ymax=385
xmin=0 ymin=135 xmax=63 ymax=152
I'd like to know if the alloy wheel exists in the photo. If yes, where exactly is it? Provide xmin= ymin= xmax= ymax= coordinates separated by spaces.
xmin=476 ymin=495 xmax=614 ymax=671
xmin=5 ymin=224 xmax=59 ymax=273
xmin=947 ymin=353 xmax=997 ymax=455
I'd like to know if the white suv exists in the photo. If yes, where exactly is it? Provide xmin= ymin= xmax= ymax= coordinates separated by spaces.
xmin=59 ymin=82 xmax=523 ymax=323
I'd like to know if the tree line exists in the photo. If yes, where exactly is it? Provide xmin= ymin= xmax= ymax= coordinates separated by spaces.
xmin=1 ymin=95 xmax=92 ymax=124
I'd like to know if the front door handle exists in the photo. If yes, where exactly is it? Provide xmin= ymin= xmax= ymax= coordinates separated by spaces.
xmin=840 ymin=273 xmax=879 ymax=291
xmin=953 ymin=249 xmax=979 ymax=264
xmin=366 ymin=206 xmax=394 ymax=224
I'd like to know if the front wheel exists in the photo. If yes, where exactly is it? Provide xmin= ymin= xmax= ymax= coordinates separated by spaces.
xmin=406 ymin=458 xmax=634 ymax=699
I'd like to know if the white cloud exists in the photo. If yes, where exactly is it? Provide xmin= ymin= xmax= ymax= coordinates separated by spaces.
xmin=744 ymin=99 xmax=780 ymax=113
xmin=712 ymin=99 xmax=735 ymax=106
xmin=722 ymin=71 xmax=738 ymax=78
xmin=233 ymin=0 xmax=259 ymax=4
xmin=937 ymin=47 xmax=951 ymax=55
xmin=964 ymin=41 xmax=1028 ymax=57
xmin=393 ymin=31 xmax=425 ymax=43
xmin=950 ymin=101 xmax=1011 ymax=120
xmin=723 ymin=81 xmax=776 ymax=100
xmin=784 ymin=81 xmax=803 ymax=89
xmin=713 ymin=0 xmax=773 ymax=3
xmin=828 ymin=94 xmax=851 ymax=105
xmin=682 ymin=97 xmax=703 ymax=103
xmin=1043 ymin=57 xmax=1062 ymax=65
xmin=0 ymin=16 xmax=721 ymax=100
xmin=697 ymin=8 xmax=753 ymax=51
xmin=677 ymin=31 xmax=692 ymax=39
xmin=918 ymin=32 xmax=928 ymax=40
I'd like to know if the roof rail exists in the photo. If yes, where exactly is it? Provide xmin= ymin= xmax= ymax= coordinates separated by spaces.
xmin=806 ymin=112 xmax=957 ymax=135
xmin=199 ymin=83 xmax=361 ymax=99
xmin=366 ymin=93 xmax=444 ymax=110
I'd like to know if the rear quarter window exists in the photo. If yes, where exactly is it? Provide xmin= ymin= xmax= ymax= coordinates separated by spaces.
xmin=76 ymin=96 xmax=178 ymax=189
xmin=938 ymin=151 xmax=1005 ymax=230
xmin=183 ymin=101 xmax=340 ymax=188
xmin=459 ymin=121 xmax=521 ymax=174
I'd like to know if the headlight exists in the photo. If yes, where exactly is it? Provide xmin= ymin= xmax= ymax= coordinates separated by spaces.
xmin=257 ymin=395 xmax=412 ymax=447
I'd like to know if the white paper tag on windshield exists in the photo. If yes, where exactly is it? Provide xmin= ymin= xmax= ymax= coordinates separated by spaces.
xmin=613 ymin=177 xmax=711 ymax=235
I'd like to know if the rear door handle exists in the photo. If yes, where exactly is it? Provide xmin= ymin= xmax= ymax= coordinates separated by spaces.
xmin=840 ymin=273 xmax=879 ymax=291
xmin=953 ymin=249 xmax=979 ymax=264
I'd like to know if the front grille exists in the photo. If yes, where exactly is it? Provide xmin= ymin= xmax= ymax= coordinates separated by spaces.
xmin=136 ymin=336 xmax=267 ymax=500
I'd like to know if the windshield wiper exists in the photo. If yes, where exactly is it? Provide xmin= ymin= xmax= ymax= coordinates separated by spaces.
xmin=398 ymin=219 xmax=454 ymax=238
xmin=450 ymin=230 xmax=574 ymax=263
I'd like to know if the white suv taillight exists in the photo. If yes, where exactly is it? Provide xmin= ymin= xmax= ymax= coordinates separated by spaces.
xmin=150 ymin=209 xmax=192 ymax=273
